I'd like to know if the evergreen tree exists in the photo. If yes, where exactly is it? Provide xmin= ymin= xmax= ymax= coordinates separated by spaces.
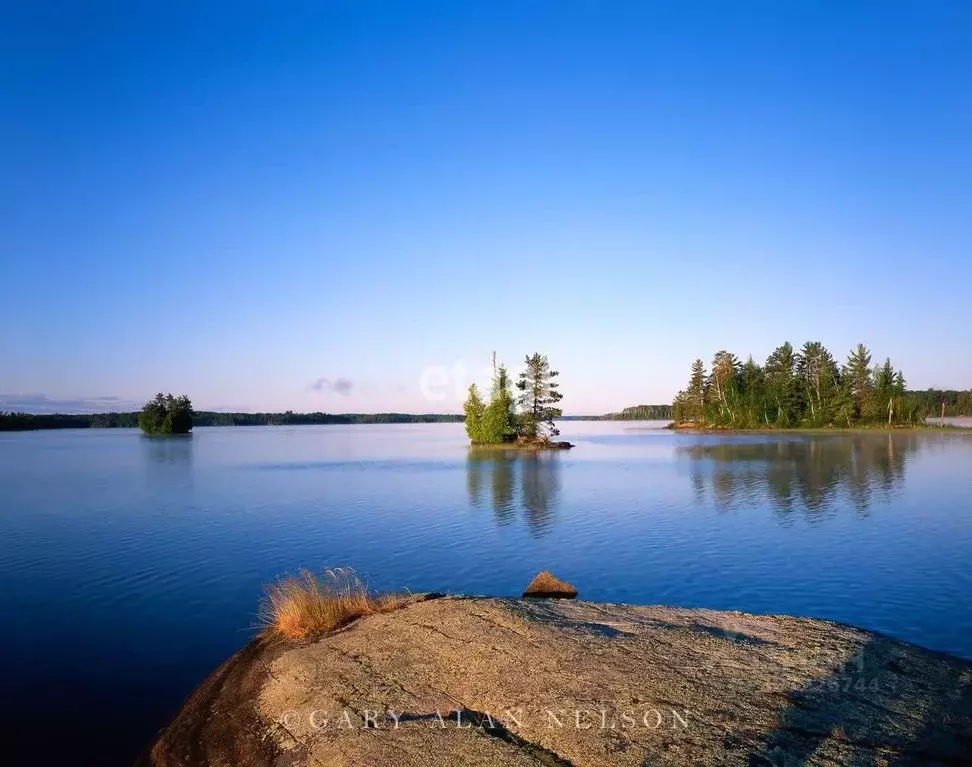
xmin=672 ymin=390 xmax=689 ymax=424
xmin=892 ymin=370 xmax=912 ymax=423
xmin=873 ymin=357 xmax=896 ymax=423
xmin=738 ymin=355 xmax=765 ymax=428
xmin=688 ymin=358 xmax=707 ymax=423
xmin=894 ymin=370 xmax=906 ymax=398
xmin=764 ymin=342 xmax=799 ymax=426
xmin=481 ymin=364 xmax=517 ymax=443
xmin=463 ymin=384 xmax=486 ymax=443
xmin=516 ymin=353 xmax=563 ymax=440
xmin=875 ymin=358 xmax=895 ymax=396
xmin=843 ymin=343 xmax=874 ymax=421
xmin=796 ymin=341 xmax=839 ymax=426
xmin=817 ymin=350 xmax=842 ymax=425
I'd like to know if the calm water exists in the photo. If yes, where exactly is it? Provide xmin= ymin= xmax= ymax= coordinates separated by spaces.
xmin=2 ymin=421 xmax=972 ymax=764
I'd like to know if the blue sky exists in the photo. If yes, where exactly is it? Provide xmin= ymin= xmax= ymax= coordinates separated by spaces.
xmin=2 ymin=1 xmax=970 ymax=414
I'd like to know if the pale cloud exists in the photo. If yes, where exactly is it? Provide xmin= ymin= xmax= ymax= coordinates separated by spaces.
xmin=309 ymin=377 xmax=354 ymax=396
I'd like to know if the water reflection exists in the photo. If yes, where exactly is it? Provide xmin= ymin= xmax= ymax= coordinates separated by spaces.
xmin=466 ymin=448 xmax=562 ymax=536
xmin=141 ymin=435 xmax=194 ymax=487
xmin=141 ymin=434 xmax=194 ymax=464
xmin=678 ymin=434 xmax=922 ymax=516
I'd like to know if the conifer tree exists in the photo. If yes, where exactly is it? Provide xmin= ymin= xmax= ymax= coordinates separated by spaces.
xmin=516 ymin=353 xmax=563 ymax=439
xmin=463 ymin=384 xmax=485 ymax=443
xmin=481 ymin=364 xmax=517 ymax=443
xmin=688 ymin=358 xmax=707 ymax=423
xmin=765 ymin=342 xmax=799 ymax=426
xmin=738 ymin=355 xmax=765 ymax=428
xmin=797 ymin=341 xmax=840 ymax=426
xmin=843 ymin=343 xmax=874 ymax=420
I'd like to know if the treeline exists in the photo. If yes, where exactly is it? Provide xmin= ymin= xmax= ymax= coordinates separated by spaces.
xmin=0 ymin=412 xmax=140 ymax=430
xmin=672 ymin=341 xmax=971 ymax=428
xmin=193 ymin=411 xmax=464 ymax=426
xmin=600 ymin=404 xmax=673 ymax=421
xmin=906 ymin=390 xmax=972 ymax=419
xmin=0 ymin=410 xmax=464 ymax=432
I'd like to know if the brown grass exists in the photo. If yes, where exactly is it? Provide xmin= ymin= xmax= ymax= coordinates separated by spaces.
xmin=259 ymin=567 xmax=409 ymax=640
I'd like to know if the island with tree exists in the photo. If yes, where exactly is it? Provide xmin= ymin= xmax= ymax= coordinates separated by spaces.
xmin=462 ymin=352 xmax=573 ymax=449
xmin=138 ymin=393 xmax=194 ymax=435
xmin=670 ymin=340 xmax=971 ymax=430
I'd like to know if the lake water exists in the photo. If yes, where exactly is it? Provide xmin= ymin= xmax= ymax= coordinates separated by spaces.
xmin=2 ymin=421 xmax=971 ymax=765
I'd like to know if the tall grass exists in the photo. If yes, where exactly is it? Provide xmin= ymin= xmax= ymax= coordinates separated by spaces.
xmin=259 ymin=567 xmax=408 ymax=640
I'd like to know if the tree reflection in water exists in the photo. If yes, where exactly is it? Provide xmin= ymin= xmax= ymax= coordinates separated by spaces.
xmin=466 ymin=448 xmax=562 ymax=536
xmin=678 ymin=433 xmax=922 ymax=517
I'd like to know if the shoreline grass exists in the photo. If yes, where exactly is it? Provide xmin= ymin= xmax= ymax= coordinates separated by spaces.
xmin=259 ymin=567 xmax=409 ymax=641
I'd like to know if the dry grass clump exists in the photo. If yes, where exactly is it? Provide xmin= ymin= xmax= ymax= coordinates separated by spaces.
xmin=260 ymin=567 xmax=409 ymax=640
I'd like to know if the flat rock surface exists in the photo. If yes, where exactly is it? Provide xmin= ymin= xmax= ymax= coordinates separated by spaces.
xmin=142 ymin=596 xmax=972 ymax=766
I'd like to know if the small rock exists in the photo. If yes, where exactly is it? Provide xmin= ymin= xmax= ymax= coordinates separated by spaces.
xmin=522 ymin=570 xmax=578 ymax=599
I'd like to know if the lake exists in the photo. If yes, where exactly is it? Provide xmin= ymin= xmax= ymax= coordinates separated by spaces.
xmin=2 ymin=421 xmax=971 ymax=765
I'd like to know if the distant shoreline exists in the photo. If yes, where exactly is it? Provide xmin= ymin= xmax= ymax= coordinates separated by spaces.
xmin=3 ymin=410 xmax=968 ymax=434
xmin=0 ymin=411 xmax=668 ymax=433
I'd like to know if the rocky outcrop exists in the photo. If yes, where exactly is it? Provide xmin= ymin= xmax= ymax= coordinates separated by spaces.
xmin=522 ymin=571 xmax=578 ymax=599
xmin=140 ymin=596 xmax=972 ymax=766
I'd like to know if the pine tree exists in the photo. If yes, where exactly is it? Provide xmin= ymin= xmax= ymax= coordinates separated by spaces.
xmin=516 ymin=353 xmax=563 ymax=440
xmin=672 ymin=390 xmax=690 ymax=424
xmin=843 ymin=344 xmax=873 ymax=422
xmin=875 ymin=358 xmax=895 ymax=396
xmin=688 ymin=358 xmax=707 ymax=424
xmin=765 ymin=343 xmax=799 ymax=426
xmin=873 ymin=357 xmax=897 ymax=423
xmin=893 ymin=370 xmax=906 ymax=397
xmin=738 ymin=355 xmax=765 ymax=428
xmin=796 ymin=341 xmax=839 ymax=426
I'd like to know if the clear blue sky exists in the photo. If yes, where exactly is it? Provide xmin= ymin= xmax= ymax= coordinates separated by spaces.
xmin=2 ymin=1 xmax=970 ymax=414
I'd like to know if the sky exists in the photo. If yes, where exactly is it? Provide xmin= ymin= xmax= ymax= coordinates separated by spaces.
xmin=2 ymin=1 xmax=970 ymax=415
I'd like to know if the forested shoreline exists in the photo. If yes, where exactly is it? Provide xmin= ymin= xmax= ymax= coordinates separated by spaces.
xmin=599 ymin=404 xmax=673 ymax=420
xmin=1 ymin=372 xmax=968 ymax=434
xmin=672 ymin=341 xmax=972 ymax=428
xmin=0 ymin=409 xmax=679 ymax=432
xmin=0 ymin=411 xmax=466 ymax=432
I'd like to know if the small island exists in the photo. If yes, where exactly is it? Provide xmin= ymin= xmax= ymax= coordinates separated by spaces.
xmin=463 ymin=352 xmax=573 ymax=449
xmin=138 ymin=393 xmax=194 ymax=435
